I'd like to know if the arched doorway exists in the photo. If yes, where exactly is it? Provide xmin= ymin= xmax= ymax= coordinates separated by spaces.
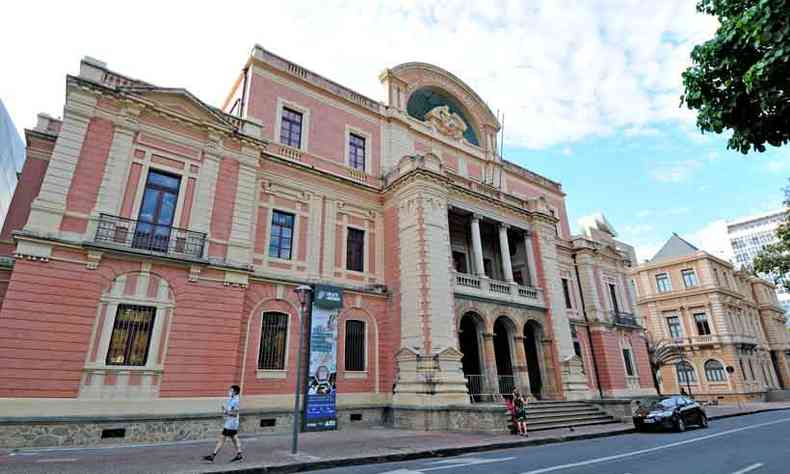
xmin=494 ymin=317 xmax=516 ymax=396
xmin=523 ymin=320 xmax=544 ymax=399
xmin=458 ymin=313 xmax=484 ymax=401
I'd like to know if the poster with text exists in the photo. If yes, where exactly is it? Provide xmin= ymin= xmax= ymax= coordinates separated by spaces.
xmin=303 ymin=285 xmax=342 ymax=431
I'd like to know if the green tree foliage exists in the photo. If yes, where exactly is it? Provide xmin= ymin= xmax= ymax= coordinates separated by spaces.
xmin=681 ymin=0 xmax=790 ymax=153
xmin=753 ymin=185 xmax=790 ymax=289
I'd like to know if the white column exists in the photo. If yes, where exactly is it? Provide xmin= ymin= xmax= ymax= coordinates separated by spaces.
xmin=471 ymin=214 xmax=485 ymax=276
xmin=523 ymin=232 xmax=538 ymax=287
xmin=499 ymin=223 xmax=514 ymax=282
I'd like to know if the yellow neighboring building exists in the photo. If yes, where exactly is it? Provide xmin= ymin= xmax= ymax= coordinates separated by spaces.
xmin=633 ymin=234 xmax=790 ymax=403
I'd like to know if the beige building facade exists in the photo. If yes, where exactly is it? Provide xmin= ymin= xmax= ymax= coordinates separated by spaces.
xmin=634 ymin=234 xmax=790 ymax=402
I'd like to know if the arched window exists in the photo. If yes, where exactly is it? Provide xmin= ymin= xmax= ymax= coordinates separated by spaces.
xmin=406 ymin=87 xmax=479 ymax=145
xmin=344 ymin=320 xmax=366 ymax=372
xmin=258 ymin=312 xmax=289 ymax=370
xmin=704 ymin=360 xmax=726 ymax=382
xmin=676 ymin=361 xmax=697 ymax=385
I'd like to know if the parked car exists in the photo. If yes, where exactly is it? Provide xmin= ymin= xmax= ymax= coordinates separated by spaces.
xmin=633 ymin=396 xmax=709 ymax=432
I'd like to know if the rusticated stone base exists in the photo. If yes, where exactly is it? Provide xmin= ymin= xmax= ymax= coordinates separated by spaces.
xmin=0 ymin=407 xmax=387 ymax=449
xmin=390 ymin=404 xmax=509 ymax=433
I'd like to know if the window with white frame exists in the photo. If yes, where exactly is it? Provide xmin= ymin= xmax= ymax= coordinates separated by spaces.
xmin=280 ymin=107 xmax=303 ymax=148
xmin=258 ymin=312 xmax=289 ymax=370
xmin=622 ymin=347 xmax=635 ymax=376
xmin=655 ymin=273 xmax=671 ymax=293
xmin=344 ymin=320 xmax=366 ymax=372
xmin=676 ymin=361 xmax=697 ymax=384
xmin=269 ymin=210 xmax=295 ymax=260
xmin=346 ymin=227 xmax=365 ymax=272
xmin=106 ymin=305 xmax=157 ymax=366
xmin=666 ymin=315 xmax=683 ymax=339
xmin=681 ymin=269 xmax=698 ymax=288
xmin=704 ymin=359 xmax=726 ymax=382
xmin=693 ymin=313 xmax=711 ymax=336
xmin=348 ymin=133 xmax=366 ymax=171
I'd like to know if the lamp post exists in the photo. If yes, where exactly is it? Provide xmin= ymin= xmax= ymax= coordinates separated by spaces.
xmin=291 ymin=285 xmax=312 ymax=455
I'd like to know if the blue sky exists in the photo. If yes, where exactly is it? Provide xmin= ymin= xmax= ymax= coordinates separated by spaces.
xmin=1 ymin=1 xmax=788 ymax=260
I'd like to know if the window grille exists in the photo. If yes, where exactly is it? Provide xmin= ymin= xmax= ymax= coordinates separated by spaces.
xmin=258 ymin=312 xmax=289 ymax=370
xmin=345 ymin=320 xmax=366 ymax=372
xmin=106 ymin=305 xmax=156 ymax=366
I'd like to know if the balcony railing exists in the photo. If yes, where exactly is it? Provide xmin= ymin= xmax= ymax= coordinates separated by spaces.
xmin=94 ymin=213 xmax=206 ymax=259
xmin=611 ymin=311 xmax=640 ymax=327
xmin=454 ymin=272 xmax=545 ymax=307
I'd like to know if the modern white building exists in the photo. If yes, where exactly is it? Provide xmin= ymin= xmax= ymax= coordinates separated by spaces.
xmin=727 ymin=209 xmax=790 ymax=316
xmin=0 ymin=99 xmax=25 ymax=228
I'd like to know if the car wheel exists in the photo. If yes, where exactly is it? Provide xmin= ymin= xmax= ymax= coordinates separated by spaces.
xmin=700 ymin=414 xmax=709 ymax=428
xmin=676 ymin=417 xmax=686 ymax=432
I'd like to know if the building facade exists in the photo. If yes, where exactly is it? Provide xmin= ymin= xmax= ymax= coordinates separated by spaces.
xmin=727 ymin=209 xmax=790 ymax=316
xmin=633 ymin=234 xmax=790 ymax=403
xmin=0 ymin=99 xmax=25 ymax=230
xmin=0 ymin=49 xmax=654 ymax=438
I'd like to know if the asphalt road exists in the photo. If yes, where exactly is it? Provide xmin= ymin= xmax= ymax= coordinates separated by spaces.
xmin=317 ymin=411 xmax=790 ymax=474
xmin=2 ymin=411 xmax=788 ymax=474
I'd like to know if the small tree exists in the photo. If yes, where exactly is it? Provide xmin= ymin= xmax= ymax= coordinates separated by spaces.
xmin=681 ymin=0 xmax=790 ymax=153
xmin=647 ymin=338 xmax=684 ymax=396
xmin=753 ymin=184 xmax=790 ymax=289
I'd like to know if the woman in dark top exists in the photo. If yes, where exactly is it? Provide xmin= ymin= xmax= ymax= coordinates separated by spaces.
xmin=512 ymin=389 xmax=528 ymax=437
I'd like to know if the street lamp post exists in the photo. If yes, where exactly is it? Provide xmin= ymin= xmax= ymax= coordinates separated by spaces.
xmin=291 ymin=285 xmax=312 ymax=455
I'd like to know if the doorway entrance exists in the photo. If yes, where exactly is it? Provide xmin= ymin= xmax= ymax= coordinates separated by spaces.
xmin=459 ymin=313 xmax=484 ymax=401
xmin=494 ymin=317 xmax=515 ymax=397
xmin=523 ymin=320 xmax=544 ymax=399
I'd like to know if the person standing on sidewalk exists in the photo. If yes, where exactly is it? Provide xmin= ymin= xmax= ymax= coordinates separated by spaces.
xmin=204 ymin=384 xmax=243 ymax=463
xmin=513 ymin=390 xmax=528 ymax=437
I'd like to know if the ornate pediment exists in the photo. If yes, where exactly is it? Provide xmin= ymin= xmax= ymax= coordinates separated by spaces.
xmin=425 ymin=105 xmax=468 ymax=141
xmin=125 ymin=87 xmax=238 ymax=128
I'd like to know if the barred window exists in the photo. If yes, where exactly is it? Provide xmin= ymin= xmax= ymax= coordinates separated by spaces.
xmin=349 ymin=133 xmax=366 ymax=171
xmin=280 ymin=108 xmax=303 ymax=148
xmin=106 ymin=305 xmax=156 ymax=366
xmin=704 ymin=360 xmax=726 ymax=382
xmin=676 ymin=361 xmax=696 ymax=384
xmin=258 ymin=312 xmax=289 ymax=370
xmin=346 ymin=228 xmax=365 ymax=272
xmin=269 ymin=211 xmax=295 ymax=260
xmin=345 ymin=320 xmax=366 ymax=372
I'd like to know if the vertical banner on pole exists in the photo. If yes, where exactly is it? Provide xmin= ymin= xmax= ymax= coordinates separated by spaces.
xmin=303 ymin=285 xmax=342 ymax=431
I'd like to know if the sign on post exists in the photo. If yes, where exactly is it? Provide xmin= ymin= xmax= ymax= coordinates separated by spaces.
xmin=303 ymin=285 xmax=342 ymax=431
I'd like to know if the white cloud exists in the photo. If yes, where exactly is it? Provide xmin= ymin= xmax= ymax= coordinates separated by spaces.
xmin=561 ymin=146 xmax=573 ymax=156
xmin=649 ymin=160 xmax=702 ymax=183
xmin=636 ymin=209 xmax=652 ymax=218
xmin=0 ymin=0 xmax=718 ymax=149
xmin=765 ymin=157 xmax=790 ymax=174
xmin=684 ymin=219 xmax=732 ymax=261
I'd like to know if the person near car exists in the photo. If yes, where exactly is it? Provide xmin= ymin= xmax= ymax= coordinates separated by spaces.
xmin=203 ymin=384 xmax=243 ymax=463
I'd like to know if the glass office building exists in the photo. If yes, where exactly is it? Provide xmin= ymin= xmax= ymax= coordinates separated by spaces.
xmin=0 ymin=100 xmax=24 ymax=229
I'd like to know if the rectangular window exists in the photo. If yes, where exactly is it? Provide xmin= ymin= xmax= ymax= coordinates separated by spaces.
xmin=655 ymin=273 xmax=671 ymax=293
xmin=667 ymin=316 xmax=683 ymax=339
xmin=608 ymin=283 xmax=620 ymax=313
xmin=280 ymin=107 xmax=303 ymax=148
xmin=346 ymin=228 xmax=365 ymax=272
xmin=452 ymin=251 xmax=468 ymax=274
xmin=268 ymin=211 xmax=295 ymax=260
xmin=622 ymin=348 xmax=635 ymax=376
xmin=349 ymin=133 xmax=366 ymax=171
xmin=258 ymin=312 xmax=289 ymax=370
xmin=562 ymin=278 xmax=573 ymax=309
xmin=345 ymin=320 xmax=366 ymax=372
xmin=682 ymin=269 xmax=698 ymax=288
xmin=134 ymin=170 xmax=181 ymax=253
xmin=694 ymin=313 xmax=711 ymax=336
xmin=106 ymin=305 xmax=156 ymax=366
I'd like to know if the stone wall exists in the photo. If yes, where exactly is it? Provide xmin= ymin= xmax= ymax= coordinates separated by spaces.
xmin=390 ymin=405 xmax=509 ymax=433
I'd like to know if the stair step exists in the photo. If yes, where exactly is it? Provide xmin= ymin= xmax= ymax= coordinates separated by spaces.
xmin=527 ymin=412 xmax=610 ymax=422
xmin=527 ymin=414 xmax=613 ymax=425
xmin=525 ymin=407 xmax=602 ymax=415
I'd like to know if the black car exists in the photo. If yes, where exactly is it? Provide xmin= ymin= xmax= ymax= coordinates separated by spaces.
xmin=633 ymin=396 xmax=709 ymax=432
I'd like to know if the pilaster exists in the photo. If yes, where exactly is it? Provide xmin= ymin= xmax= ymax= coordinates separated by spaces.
xmin=226 ymin=156 xmax=257 ymax=265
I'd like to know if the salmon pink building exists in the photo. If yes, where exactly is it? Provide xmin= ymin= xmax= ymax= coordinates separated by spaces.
xmin=0 ymin=47 xmax=655 ymax=446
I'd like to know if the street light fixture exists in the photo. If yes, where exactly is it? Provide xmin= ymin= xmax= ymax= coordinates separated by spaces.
xmin=291 ymin=284 xmax=312 ymax=455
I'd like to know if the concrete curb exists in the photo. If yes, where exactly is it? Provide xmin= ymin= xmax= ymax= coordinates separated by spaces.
xmin=206 ymin=407 xmax=790 ymax=474
xmin=206 ymin=427 xmax=635 ymax=474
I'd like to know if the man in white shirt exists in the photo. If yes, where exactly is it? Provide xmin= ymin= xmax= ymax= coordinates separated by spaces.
xmin=204 ymin=384 xmax=243 ymax=463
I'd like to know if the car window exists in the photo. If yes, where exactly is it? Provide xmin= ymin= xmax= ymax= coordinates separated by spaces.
xmin=656 ymin=398 xmax=677 ymax=409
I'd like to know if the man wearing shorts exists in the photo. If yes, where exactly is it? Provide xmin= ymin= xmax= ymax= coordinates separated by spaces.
xmin=203 ymin=384 xmax=243 ymax=463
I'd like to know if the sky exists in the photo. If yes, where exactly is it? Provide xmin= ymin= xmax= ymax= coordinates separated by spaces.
xmin=1 ymin=0 xmax=788 ymax=262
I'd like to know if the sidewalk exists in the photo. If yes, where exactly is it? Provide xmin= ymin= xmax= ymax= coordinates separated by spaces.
xmin=3 ymin=402 xmax=789 ymax=474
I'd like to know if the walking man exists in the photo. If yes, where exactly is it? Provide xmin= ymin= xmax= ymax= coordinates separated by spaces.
xmin=204 ymin=384 xmax=243 ymax=463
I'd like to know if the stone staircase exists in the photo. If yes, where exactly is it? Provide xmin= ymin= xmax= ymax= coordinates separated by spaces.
xmin=523 ymin=400 xmax=619 ymax=432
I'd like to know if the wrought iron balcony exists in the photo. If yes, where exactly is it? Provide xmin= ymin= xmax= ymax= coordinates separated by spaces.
xmin=611 ymin=311 xmax=640 ymax=327
xmin=94 ymin=213 xmax=206 ymax=259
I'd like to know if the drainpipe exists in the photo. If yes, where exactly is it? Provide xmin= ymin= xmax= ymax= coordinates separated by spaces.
xmin=573 ymin=254 xmax=605 ymax=399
